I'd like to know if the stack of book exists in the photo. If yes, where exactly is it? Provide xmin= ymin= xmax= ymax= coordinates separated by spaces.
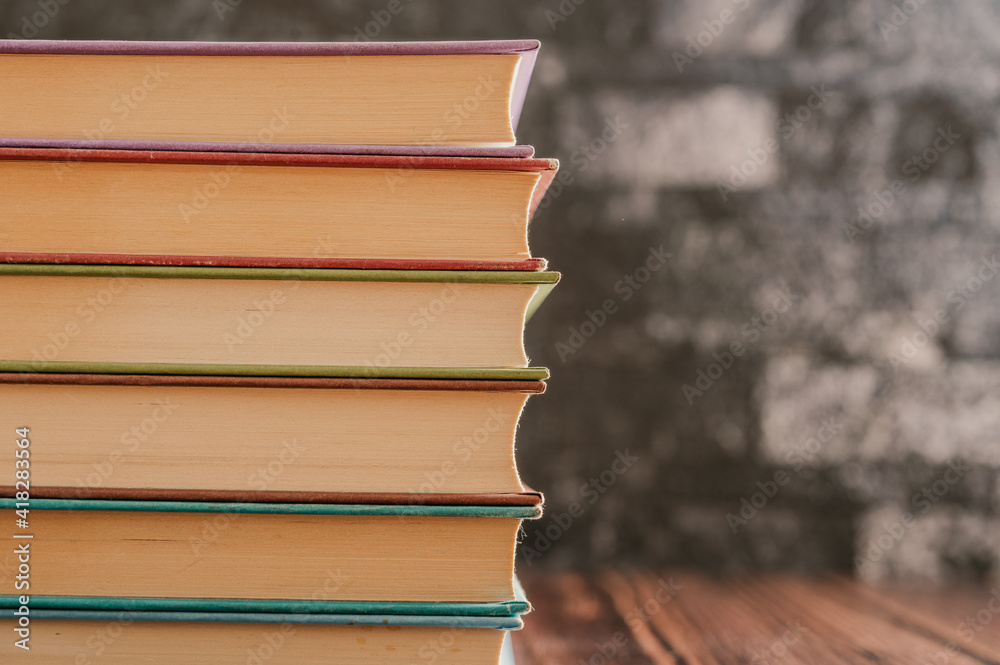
xmin=0 ymin=39 xmax=558 ymax=664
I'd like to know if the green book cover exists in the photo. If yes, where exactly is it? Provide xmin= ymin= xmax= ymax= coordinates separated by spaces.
xmin=0 ymin=264 xmax=558 ymax=379
xmin=0 ymin=263 xmax=560 ymax=285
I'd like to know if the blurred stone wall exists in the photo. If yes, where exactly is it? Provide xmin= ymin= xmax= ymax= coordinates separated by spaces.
xmin=4 ymin=0 xmax=998 ymax=582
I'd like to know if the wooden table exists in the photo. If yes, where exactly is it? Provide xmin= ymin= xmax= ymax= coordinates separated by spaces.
xmin=514 ymin=571 xmax=1000 ymax=665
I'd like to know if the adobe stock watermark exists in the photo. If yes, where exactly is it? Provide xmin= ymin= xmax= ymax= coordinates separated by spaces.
xmin=223 ymin=275 xmax=304 ymax=353
xmin=427 ymin=75 xmax=500 ymax=145
xmin=519 ymin=449 xmax=639 ymax=565
xmin=240 ymin=569 xmax=348 ymax=664
xmin=418 ymin=626 xmax=470 ymax=663
xmin=73 ymin=399 xmax=181 ymax=491
xmin=671 ymin=0 xmax=753 ymax=72
xmin=28 ymin=272 xmax=134 ymax=367
xmin=887 ymin=255 xmax=1000 ymax=371
xmin=854 ymin=459 xmax=971 ymax=574
xmin=717 ymin=85 xmax=835 ymax=201
xmin=554 ymin=245 xmax=670 ymax=363
xmin=395 ymin=406 xmax=517 ymax=523
xmin=843 ymin=125 xmax=961 ymax=242
xmin=579 ymin=577 xmax=682 ymax=665
xmin=351 ymin=0 xmax=415 ymax=41
xmin=52 ymin=66 xmax=170 ymax=181
xmin=954 ymin=590 xmax=1000 ymax=646
xmin=748 ymin=620 xmax=810 ymax=665
xmin=213 ymin=0 xmax=241 ymax=21
xmin=179 ymin=108 xmax=293 ymax=223
xmin=536 ymin=115 xmax=627 ymax=211
xmin=244 ymin=624 xmax=295 ymax=665
xmin=682 ymin=288 xmax=798 ymax=405
xmin=727 ymin=418 xmax=842 ymax=533
xmin=309 ymin=567 xmax=349 ymax=602
xmin=6 ymin=0 xmax=71 ymax=39
xmin=408 ymin=407 xmax=510 ymax=494
xmin=877 ymin=0 xmax=931 ymax=40
xmin=545 ymin=0 xmax=587 ymax=31
xmin=921 ymin=588 xmax=1000 ymax=665
xmin=188 ymin=439 xmax=306 ymax=558
xmin=73 ymin=610 xmax=142 ymax=665
xmin=362 ymin=282 xmax=467 ymax=371
xmin=382 ymin=78 xmax=505 ymax=192
xmin=536 ymin=115 xmax=628 ymax=212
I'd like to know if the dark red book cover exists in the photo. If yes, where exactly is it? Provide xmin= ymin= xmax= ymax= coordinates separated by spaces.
xmin=0 ymin=371 xmax=547 ymax=392
xmin=0 ymin=372 xmax=545 ymax=506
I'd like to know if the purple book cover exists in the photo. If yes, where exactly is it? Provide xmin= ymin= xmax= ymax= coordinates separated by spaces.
xmin=0 ymin=39 xmax=540 ymax=156
xmin=0 ymin=138 xmax=535 ymax=158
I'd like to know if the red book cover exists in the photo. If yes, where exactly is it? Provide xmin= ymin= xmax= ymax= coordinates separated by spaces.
xmin=0 ymin=372 xmax=546 ymax=506
xmin=0 ymin=147 xmax=558 ymax=271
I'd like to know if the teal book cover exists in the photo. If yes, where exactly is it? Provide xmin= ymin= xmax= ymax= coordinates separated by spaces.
xmin=0 ymin=571 xmax=530 ymax=623
xmin=0 ymin=498 xmax=536 ymax=617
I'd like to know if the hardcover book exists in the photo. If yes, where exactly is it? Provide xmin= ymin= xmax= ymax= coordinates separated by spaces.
xmin=0 ymin=499 xmax=541 ymax=607
xmin=0 ymin=605 xmax=524 ymax=664
xmin=0 ymin=39 xmax=541 ymax=148
xmin=0 ymin=38 xmax=554 ymax=662
xmin=0 ymin=147 xmax=558 ymax=269
xmin=0 ymin=264 xmax=558 ymax=374
xmin=0 ymin=373 xmax=545 ymax=500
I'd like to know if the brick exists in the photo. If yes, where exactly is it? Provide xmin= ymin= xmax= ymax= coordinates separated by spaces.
xmin=855 ymin=504 xmax=1000 ymax=582
xmin=868 ymin=362 xmax=1000 ymax=465
xmin=759 ymin=355 xmax=880 ymax=466
xmin=762 ymin=358 xmax=1000 ymax=467
xmin=557 ymin=87 xmax=780 ymax=188
xmin=866 ymin=0 xmax=1000 ymax=60
xmin=952 ymin=284 xmax=1000 ymax=358
xmin=654 ymin=0 xmax=805 ymax=56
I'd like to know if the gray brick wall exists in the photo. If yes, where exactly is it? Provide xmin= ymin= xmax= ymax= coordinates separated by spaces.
xmin=4 ymin=0 xmax=997 ymax=582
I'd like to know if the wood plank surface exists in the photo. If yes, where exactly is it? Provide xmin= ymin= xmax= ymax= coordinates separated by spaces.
xmin=515 ymin=572 xmax=1000 ymax=665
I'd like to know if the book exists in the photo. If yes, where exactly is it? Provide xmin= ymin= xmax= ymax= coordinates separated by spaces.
xmin=0 ymin=39 xmax=541 ymax=147
xmin=0 ymin=498 xmax=540 ymax=606
xmin=0 ymin=148 xmax=558 ymax=269
xmin=0 ymin=373 xmax=545 ymax=499
xmin=0 ymin=264 xmax=558 ymax=373
xmin=0 ymin=38 xmax=553 ymax=660
xmin=0 ymin=609 xmax=522 ymax=664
